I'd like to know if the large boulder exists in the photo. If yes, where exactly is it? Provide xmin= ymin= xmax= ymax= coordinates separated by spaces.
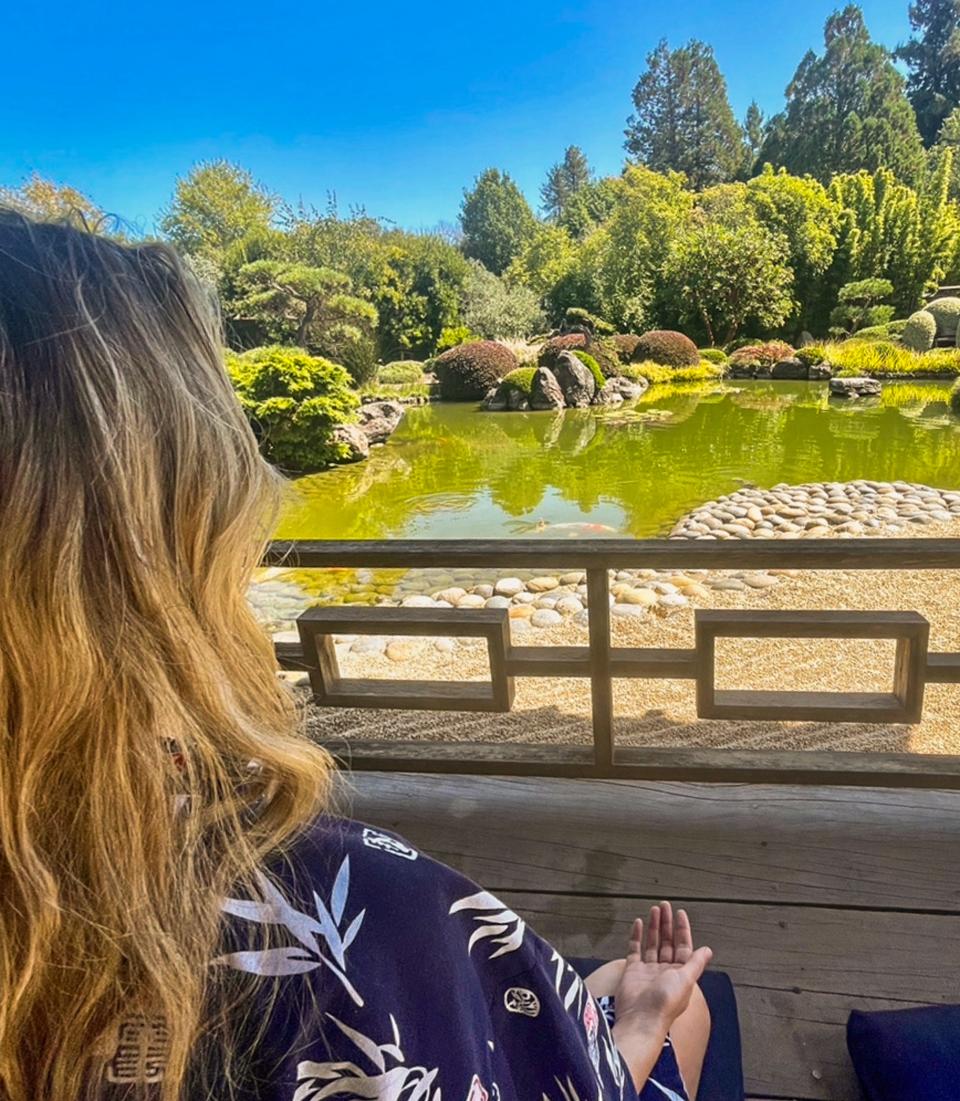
xmin=809 ymin=363 xmax=834 ymax=380
xmin=506 ymin=389 xmax=530 ymax=411
xmin=358 ymin=400 xmax=404 ymax=444
xmin=601 ymin=376 xmax=649 ymax=401
xmin=771 ymin=358 xmax=808 ymax=380
xmin=530 ymin=366 xmax=565 ymax=411
xmin=482 ymin=386 xmax=508 ymax=412
xmin=331 ymin=424 xmax=370 ymax=462
xmin=552 ymin=350 xmax=596 ymax=408
xmin=829 ymin=376 xmax=882 ymax=398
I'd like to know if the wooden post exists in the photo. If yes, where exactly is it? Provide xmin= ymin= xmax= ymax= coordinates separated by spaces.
xmin=586 ymin=568 xmax=614 ymax=768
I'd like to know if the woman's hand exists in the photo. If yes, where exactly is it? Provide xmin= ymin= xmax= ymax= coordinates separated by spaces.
xmin=613 ymin=902 xmax=713 ymax=1037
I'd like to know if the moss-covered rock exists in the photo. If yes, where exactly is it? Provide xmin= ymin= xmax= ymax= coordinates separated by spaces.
xmin=572 ymin=351 xmax=606 ymax=392
xmin=632 ymin=330 xmax=700 ymax=367
xmin=902 ymin=309 xmax=937 ymax=351
xmin=435 ymin=340 xmax=518 ymax=400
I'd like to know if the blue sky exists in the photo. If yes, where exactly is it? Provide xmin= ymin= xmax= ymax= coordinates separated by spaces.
xmin=1 ymin=0 xmax=912 ymax=234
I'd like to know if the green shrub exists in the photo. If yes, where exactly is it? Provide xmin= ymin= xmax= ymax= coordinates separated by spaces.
xmin=573 ymin=351 xmax=607 ymax=391
xmin=498 ymin=367 xmax=537 ymax=398
xmin=564 ymin=306 xmax=615 ymax=335
xmin=434 ymin=340 xmax=518 ymax=400
xmin=632 ymin=330 xmax=700 ymax=367
xmin=588 ymin=337 xmax=623 ymax=378
xmin=612 ymin=334 xmax=642 ymax=363
xmin=852 ymin=319 xmax=908 ymax=341
xmin=226 ymin=345 xmax=359 ymax=473
xmin=436 ymin=325 xmax=477 ymax=353
xmin=901 ymin=309 xmax=937 ymax=351
xmin=378 ymin=361 xmax=425 ymax=385
xmin=926 ymin=296 xmax=960 ymax=337
xmin=822 ymin=340 xmax=960 ymax=377
xmin=624 ymin=361 xmax=724 ymax=385
xmin=796 ymin=344 xmax=827 ymax=367
xmin=698 ymin=347 xmax=728 ymax=364
xmin=951 ymin=379 xmax=960 ymax=415
xmin=729 ymin=340 xmax=796 ymax=367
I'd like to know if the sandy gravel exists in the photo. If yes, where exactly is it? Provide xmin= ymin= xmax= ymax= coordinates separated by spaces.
xmin=302 ymin=521 xmax=960 ymax=757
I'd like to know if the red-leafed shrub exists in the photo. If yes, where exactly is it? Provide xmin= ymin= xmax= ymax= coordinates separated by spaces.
xmin=539 ymin=332 xmax=620 ymax=378
xmin=631 ymin=330 xmax=700 ymax=367
xmin=538 ymin=333 xmax=588 ymax=368
xmin=612 ymin=334 xmax=643 ymax=363
xmin=729 ymin=340 xmax=796 ymax=367
xmin=435 ymin=340 xmax=518 ymax=400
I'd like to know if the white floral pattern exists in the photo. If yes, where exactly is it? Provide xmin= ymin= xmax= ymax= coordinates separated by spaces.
xmin=448 ymin=890 xmax=526 ymax=960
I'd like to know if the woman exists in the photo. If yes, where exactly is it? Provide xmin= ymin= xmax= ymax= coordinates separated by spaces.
xmin=0 ymin=210 xmax=712 ymax=1100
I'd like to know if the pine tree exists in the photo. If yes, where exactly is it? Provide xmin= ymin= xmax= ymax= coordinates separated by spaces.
xmin=742 ymin=102 xmax=766 ymax=176
xmin=761 ymin=6 xmax=925 ymax=184
xmin=624 ymin=39 xmax=747 ymax=189
xmin=540 ymin=146 xmax=592 ymax=222
xmin=897 ymin=0 xmax=960 ymax=146
xmin=459 ymin=169 xmax=538 ymax=275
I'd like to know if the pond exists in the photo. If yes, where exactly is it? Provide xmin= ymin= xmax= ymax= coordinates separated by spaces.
xmin=278 ymin=380 xmax=960 ymax=543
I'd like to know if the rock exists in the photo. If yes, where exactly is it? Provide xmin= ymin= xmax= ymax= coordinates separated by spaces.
xmin=603 ymin=376 xmax=649 ymax=401
xmin=506 ymin=389 xmax=529 ymax=411
xmin=611 ymin=604 xmax=648 ymax=619
xmin=593 ymin=382 xmax=624 ymax=406
xmin=473 ymin=584 xmax=495 ymax=599
xmin=510 ymin=618 xmax=532 ymax=635
xmin=434 ymin=587 xmax=467 ymax=604
xmin=495 ymin=577 xmax=526 ymax=597
xmin=385 ymin=640 xmax=416 ymax=663
xmin=531 ymin=609 xmax=563 ymax=628
xmin=351 ymin=636 xmax=386 ymax=654
xmin=509 ymin=604 xmax=534 ymax=619
xmin=552 ymin=351 xmax=596 ymax=408
xmin=484 ymin=596 xmax=512 ymax=609
xmin=482 ymin=388 xmax=508 ymax=412
xmin=741 ymin=573 xmax=778 ymax=589
xmin=658 ymin=593 xmax=688 ymax=610
xmin=527 ymin=576 xmax=560 ymax=592
xmin=357 ymin=400 xmax=404 ymax=444
xmin=555 ymin=596 xmax=584 ymax=615
xmin=618 ymin=587 xmax=658 ymax=607
xmin=512 ymin=591 xmax=537 ymax=605
xmin=401 ymin=595 xmax=437 ymax=608
xmin=434 ymin=638 xmax=456 ymax=653
xmin=530 ymin=367 xmax=566 ymax=411
xmin=771 ymin=358 xmax=808 ymax=380
xmin=809 ymin=363 xmax=833 ymax=380
xmin=560 ymin=571 xmax=585 ymax=585
xmin=456 ymin=594 xmax=487 ymax=609
xmin=829 ymin=376 xmax=882 ymax=398
xmin=331 ymin=424 xmax=370 ymax=462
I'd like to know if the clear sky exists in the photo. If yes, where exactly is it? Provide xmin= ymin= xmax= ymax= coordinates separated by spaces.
xmin=1 ymin=0 xmax=913 ymax=235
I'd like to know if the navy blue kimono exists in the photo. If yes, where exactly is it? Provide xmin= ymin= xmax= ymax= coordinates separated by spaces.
xmin=212 ymin=816 xmax=689 ymax=1101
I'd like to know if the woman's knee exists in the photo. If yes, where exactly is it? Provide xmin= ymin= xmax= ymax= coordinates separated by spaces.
xmin=670 ymin=983 xmax=711 ymax=1098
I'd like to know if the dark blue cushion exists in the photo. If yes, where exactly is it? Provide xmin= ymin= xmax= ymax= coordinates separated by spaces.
xmin=847 ymin=1004 xmax=960 ymax=1101
xmin=567 ymin=957 xmax=745 ymax=1100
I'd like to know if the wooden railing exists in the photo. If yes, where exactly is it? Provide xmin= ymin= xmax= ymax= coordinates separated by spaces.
xmin=267 ymin=538 xmax=960 ymax=789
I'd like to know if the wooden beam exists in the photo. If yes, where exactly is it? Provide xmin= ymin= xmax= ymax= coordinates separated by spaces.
xmin=586 ymin=568 xmax=613 ymax=767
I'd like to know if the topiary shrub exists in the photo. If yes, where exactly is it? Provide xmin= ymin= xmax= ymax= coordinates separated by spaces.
xmin=434 ymin=340 xmax=518 ymax=400
xmin=699 ymin=347 xmax=728 ymax=365
xmin=612 ymin=334 xmax=642 ymax=363
xmin=795 ymin=345 xmax=827 ymax=367
xmin=226 ymin=345 xmax=359 ymax=473
xmin=631 ymin=330 xmax=700 ymax=367
xmin=729 ymin=340 xmax=796 ymax=368
xmin=378 ymin=361 xmax=425 ymax=385
xmin=588 ymin=338 xmax=623 ymax=378
xmin=901 ymin=309 xmax=937 ymax=351
xmin=926 ymin=296 xmax=960 ymax=339
xmin=564 ymin=306 xmax=615 ymax=335
xmin=539 ymin=332 xmax=589 ymax=367
xmin=572 ymin=351 xmax=606 ymax=392
xmin=497 ymin=367 xmax=537 ymax=398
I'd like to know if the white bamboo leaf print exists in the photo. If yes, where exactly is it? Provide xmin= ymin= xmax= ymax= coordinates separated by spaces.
xmin=217 ymin=859 xmax=366 ymax=1005
xmin=449 ymin=890 xmax=526 ymax=959
xmin=294 ymin=1014 xmax=441 ymax=1101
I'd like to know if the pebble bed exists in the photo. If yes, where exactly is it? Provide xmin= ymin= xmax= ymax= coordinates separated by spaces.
xmin=251 ymin=480 xmax=960 ymax=667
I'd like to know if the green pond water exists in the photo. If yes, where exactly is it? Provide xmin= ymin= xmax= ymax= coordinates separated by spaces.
xmin=279 ymin=380 xmax=960 ymax=546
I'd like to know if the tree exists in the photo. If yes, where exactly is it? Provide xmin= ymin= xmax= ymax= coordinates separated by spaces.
xmin=235 ymin=260 xmax=376 ymax=356
xmin=540 ymin=146 xmax=592 ymax=222
xmin=624 ymin=39 xmax=747 ymax=188
xmin=760 ymin=6 xmax=925 ymax=184
xmin=896 ymin=0 xmax=960 ymax=147
xmin=829 ymin=278 xmax=895 ymax=334
xmin=558 ymin=176 xmax=621 ymax=239
xmin=161 ymin=161 xmax=275 ymax=262
xmin=460 ymin=260 xmax=544 ymax=339
xmin=663 ymin=219 xmax=795 ymax=345
xmin=742 ymin=102 xmax=766 ymax=176
xmin=460 ymin=169 xmax=538 ymax=275
xmin=0 ymin=173 xmax=110 ymax=230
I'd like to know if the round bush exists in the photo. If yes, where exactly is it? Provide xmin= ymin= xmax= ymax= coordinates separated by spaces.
xmin=588 ymin=338 xmax=623 ymax=378
xmin=926 ymin=297 xmax=960 ymax=338
xmin=572 ymin=351 xmax=606 ymax=391
xmin=225 ymin=345 xmax=359 ymax=473
xmin=795 ymin=345 xmax=827 ymax=367
xmin=538 ymin=333 xmax=588 ymax=368
xmin=902 ymin=309 xmax=937 ymax=352
xmin=378 ymin=361 xmax=425 ymax=385
xmin=435 ymin=340 xmax=518 ymax=401
xmin=612 ymin=334 xmax=642 ymax=363
xmin=699 ymin=347 xmax=728 ymax=365
xmin=498 ymin=367 xmax=537 ymax=398
xmin=631 ymin=330 xmax=700 ymax=367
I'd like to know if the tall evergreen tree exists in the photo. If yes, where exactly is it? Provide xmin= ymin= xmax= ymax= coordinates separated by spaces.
xmin=624 ymin=39 xmax=747 ymax=188
xmin=761 ymin=6 xmax=925 ymax=184
xmin=896 ymin=0 xmax=960 ymax=146
xmin=742 ymin=101 xmax=767 ymax=176
xmin=540 ymin=146 xmax=592 ymax=222
xmin=459 ymin=169 xmax=537 ymax=275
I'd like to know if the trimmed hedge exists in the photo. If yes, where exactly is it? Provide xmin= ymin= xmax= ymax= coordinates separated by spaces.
xmin=698 ymin=347 xmax=728 ymax=365
xmin=498 ymin=367 xmax=537 ymax=398
xmin=226 ymin=345 xmax=359 ymax=473
xmin=927 ymin=296 xmax=960 ymax=338
xmin=588 ymin=338 xmax=623 ymax=378
xmin=378 ymin=361 xmax=425 ymax=384
xmin=612 ymin=334 xmax=643 ymax=363
xmin=435 ymin=340 xmax=518 ymax=400
xmin=901 ymin=310 xmax=937 ymax=351
xmin=572 ymin=351 xmax=607 ymax=392
xmin=632 ymin=330 xmax=700 ymax=367
xmin=539 ymin=333 xmax=588 ymax=367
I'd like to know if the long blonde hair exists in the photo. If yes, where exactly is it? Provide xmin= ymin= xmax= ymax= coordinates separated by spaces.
xmin=0 ymin=210 xmax=333 ymax=1099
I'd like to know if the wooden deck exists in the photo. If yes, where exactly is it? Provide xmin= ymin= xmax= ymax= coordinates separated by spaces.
xmin=349 ymin=772 xmax=960 ymax=1101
